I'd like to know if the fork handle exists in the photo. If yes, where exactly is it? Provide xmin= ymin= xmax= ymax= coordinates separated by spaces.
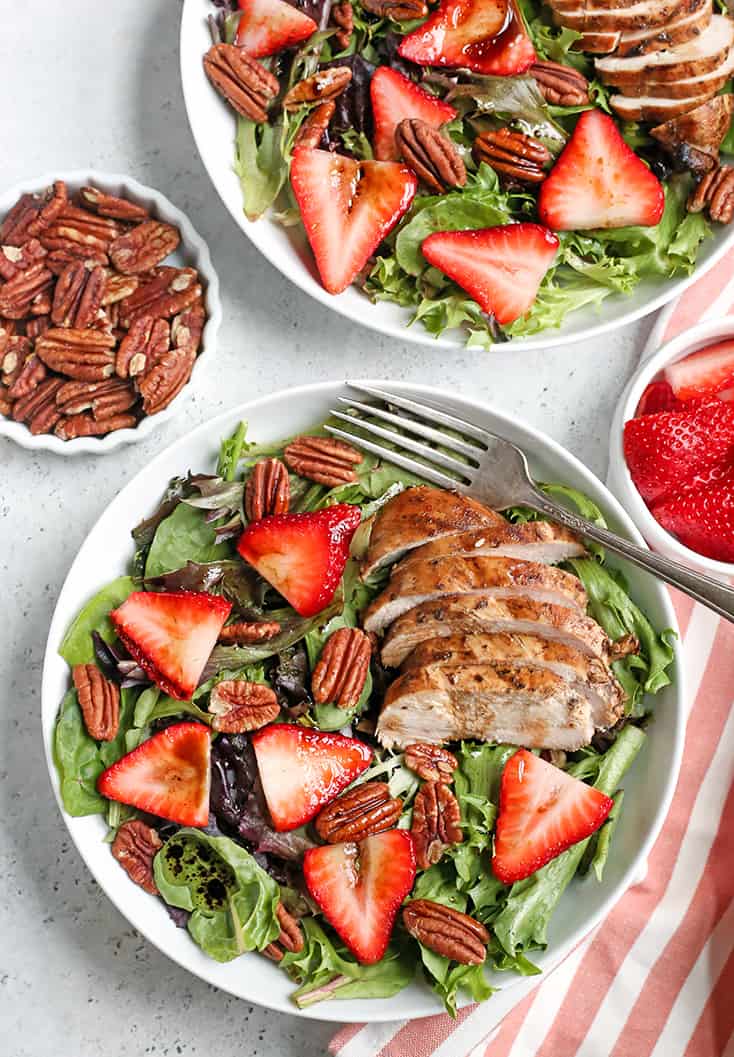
xmin=528 ymin=488 xmax=734 ymax=623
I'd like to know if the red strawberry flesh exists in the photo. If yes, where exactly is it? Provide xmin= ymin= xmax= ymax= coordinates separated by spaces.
xmin=97 ymin=721 xmax=211 ymax=827
xmin=252 ymin=723 xmax=373 ymax=831
xmin=110 ymin=591 xmax=232 ymax=700
xmin=635 ymin=379 xmax=681 ymax=417
xmin=235 ymin=0 xmax=317 ymax=58
xmin=492 ymin=749 xmax=613 ymax=884
xmin=664 ymin=340 xmax=734 ymax=403
xmin=304 ymin=830 xmax=416 ymax=963
xmin=370 ymin=66 xmax=458 ymax=162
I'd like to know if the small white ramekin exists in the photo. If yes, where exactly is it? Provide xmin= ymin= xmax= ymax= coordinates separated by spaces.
xmin=0 ymin=170 xmax=222 ymax=456
xmin=609 ymin=316 xmax=734 ymax=580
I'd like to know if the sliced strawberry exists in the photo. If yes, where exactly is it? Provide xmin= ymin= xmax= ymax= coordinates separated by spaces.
xmin=398 ymin=0 xmax=535 ymax=76
xmin=635 ymin=379 xmax=681 ymax=417
xmin=421 ymin=223 xmax=559 ymax=325
xmin=110 ymin=591 xmax=232 ymax=701
xmin=664 ymin=340 xmax=734 ymax=404
xmin=235 ymin=0 xmax=317 ymax=57
xmin=538 ymin=110 xmax=665 ymax=232
xmin=623 ymin=401 xmax=734 ymax=505
xmin=652 ymin=468 xmax=734 ymax=563
xmin=492 ymin=749 xmax=613 ymax=884
xmin=304 ymin=830 xmax=416 ymax=963
xmin=290 ymin=148 xmax=417 ymax=295
xmin=370 ymin=66 xmax=458 ymax=162
xmin=97 ymin=721 xmax=211 ymax=827
xmin=237 ymin=502 xmax=361 ymax=616
xmin=251 ymin=723 xmax=373 ymax=832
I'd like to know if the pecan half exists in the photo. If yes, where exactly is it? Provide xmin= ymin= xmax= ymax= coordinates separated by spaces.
xmin=218 ymin=620 xmax=282 ymax=644
xmin=102 ymin=271 xmax=139 ymax=306
xmin=361 ymin=0 xmax=428 ymax=17
xmin=0 ymin=238 xmax=46 ymax=282
xmin=208 ymin=680 xmax=280 ymax=732
xmin=688 ymin=164 xmax=734 ymax=223
xmin=56 ymin=377 xmax=137 ymax=417
xmin=263 ymin=903 xmax=305 ymax=962
xmin=42 ymin=210 xmax=120 ymax=256
xmin=396 ymin=119 xmax=466 ymax=193
xmin=312 ymin=627 xmax=371 ymax=709
xmin=116 ymin=316 xmax=170 ymax=379
xmin=403 ymin=900 xmax=489 ymax=965
xmin=331 ymin=2 xmax=354 ymax=50
xmin=109 ymin=220 xmax=181 ymax=275
xmin=204 ymin=44 xmax=279 ymax=123
xmin=411 ymin=780 xmax=463 ymax=869
xmin=315 ymin=781 xmax=402 ymax=843
xmin=111 ymin=819 xmax=162 ymax=895
xmin=80 ymin=186 xmax=149 ymax=223
xmin=119 ymin=267 xmax=201 ymax=327
xmin=137 ymin=344 xmax=195 ymax=415
xmin=51 ymin=262 xmax=107 ymax=328
xmin=25 ymin=181 xmax=69 ymax=239
xmin=294 ymin=100 xmax=336 ymax=150
xmin=44 ymin=243 xmax=109 ymax=272
xmin=245 ymin=457 xmax=290 ymax=521
xmin=474 ymin=128 xmax=552 ymax=185
xmin=531 ymin=61 xmax=589 ymax=107
xmin=36 ymin=328 xmax=116 ymax=381
xmin=72 ymin=663 xmax=120 ymax=740
xmin=6 ymin=346 xmax=45 ymax=400
xmin=171 ymin=298 xmax=205 ymax=355
xmin=0 ymin=262 xmax=54 ymax=319
xmin=404 ymin=743 xmax=458 ymax=784
xmin=54 ymin=411 xmax=137 ymax=439
xmin=11 ymin=377 xmax=63 ymax=432
xmin=284 ymin=67 xmax=352 ymax=111
xmin=1 ymin=182 xmax=67 ymax=246
xmin=284 ymin=434 xmax=363 ymax=486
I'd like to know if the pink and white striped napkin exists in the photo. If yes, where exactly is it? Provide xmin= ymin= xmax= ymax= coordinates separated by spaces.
xmin=330 ymin=260 xmax=734 ymax=1057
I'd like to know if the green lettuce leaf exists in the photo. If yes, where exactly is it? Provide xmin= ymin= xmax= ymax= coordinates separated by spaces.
xmin=53 ymin=690 xmax=107 ymax=816
xmin=59 ymin=576 xmax=135 ymax=665
xmin=144 ymin=504 xmax=231 ymax=578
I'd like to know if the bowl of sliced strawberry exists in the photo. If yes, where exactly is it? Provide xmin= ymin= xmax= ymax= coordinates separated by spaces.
xmin=610 ymin=317 xmax=734 ymax=576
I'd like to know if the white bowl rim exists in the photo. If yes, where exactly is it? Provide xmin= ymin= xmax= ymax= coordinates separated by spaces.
xmin=178 ymin=0 xmax=734 ymax=352
xmin=0 ymin=168 xmax=222 ymax=456
xmin=41 ymin=378 xmax=684 ymax=1021
xmin=612 ymin=315 xmax=734 ymax=578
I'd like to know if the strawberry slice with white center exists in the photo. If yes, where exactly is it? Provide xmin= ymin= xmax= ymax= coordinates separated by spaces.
xmin=237 ymin=502 xmax=361 ymax=617
xmin=370 ymin=66 xmax=458 ymax=162
xmin=421 ymin=223 xmax=559 ymax=325
xmin=304 ymin=830 xmax=416 ymax=963
xmin=97 ymin=721 xmax=211 ymax=827
xmin=664 ymin=340 xmax=734 ymax=403
xmin=538 ymin=109 xmax=665 ymax=231
xmin=398 ymin=0 xmax=536 ymax=76
xmin=492 ymin=749 xmax=613 ymax=884
xmin=251 ymin=724 xmax=373 ymax=831
xmin=235 ymin=0 xmax=317 ymax=58
xmin=290 ymin=148 xmax=417 ymax=295
xmin=110 ymin=591 xmax=232 ymax=701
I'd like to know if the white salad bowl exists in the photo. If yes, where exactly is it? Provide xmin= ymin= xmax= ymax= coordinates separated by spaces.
xmin=0 ymin=170 xmax=222 ymax=456
xmin=608 ymin=316 xmax=734 ymax=580
xmin=42 ymin=381 xmax=684 ymax=1021
xmin=180 ymin=0 xmax=734 ymax=352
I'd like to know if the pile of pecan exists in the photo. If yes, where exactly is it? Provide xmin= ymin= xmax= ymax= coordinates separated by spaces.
xmin=0 ymin=180 xmax=207 ymax=440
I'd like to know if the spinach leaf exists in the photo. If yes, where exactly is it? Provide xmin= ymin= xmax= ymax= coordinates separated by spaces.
xmin=59 ymin=576 xmax=135 ymax=665
xmin=53 ymin=690 xmax=106 ymax=816
xmin=144 ymin=504 xmax=231 ymax=578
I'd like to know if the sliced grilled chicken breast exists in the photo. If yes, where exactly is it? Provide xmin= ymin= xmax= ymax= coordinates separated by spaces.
xmin=380 ymin=595 xmax=614 ymax=668
xmin=362 ymin=486 xmax=502 ymax=579
xmin=616 ymin=51 xmax=734 ymax=98
xmin=551 ymin=0 xmax=693 ymax=33
xmin=611 ymin=93 xmax=712 ymax=122
xmin=400 ymin=633 xmax=625 ymax=728
xmin=616 ymin=0 xmax=711 ymax=58
xmin=574 ymin=30 xmax=622 ymax=52
xmin=377 ymin=663 xmax=595 ymax=750
xmin=395 ymin=521 xmax=586 ymax=570
xmin=596 ymin=14 xmax=733 ymax=83
xmin=362 ymin=556 xmax=587 ymax=633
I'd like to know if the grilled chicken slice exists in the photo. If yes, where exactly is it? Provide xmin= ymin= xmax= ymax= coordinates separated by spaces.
xmin=616 ymin=51 xmax=734 ymax=98
xmin=362 ymin=486 xmax=502 ymax=579
xmin=575 ymin=30 xmax=622 ymax=52
xmin=380 ymin=595 xmax=614 ymax=667
xmin=362 ymin=556 xmax=587 ymax=633
xmin=401 ymin=633 xmax=625 ymax=728
xmin=611 ymin=93 xmax=713 ymax=122
xmin=615 ymin=0 xmax=712 ymax=57
xmin=651 ymin=95 xmax=734 ymax=173
xmin=377 ymin=663 xmax=595 ymax=750
xmin=395 ymin=520 xmax=586 ymax=570
xmin=551 ymin=0 xmax=699 ymax=33
xmin=596 ymin=14 xmax=734 ymax=84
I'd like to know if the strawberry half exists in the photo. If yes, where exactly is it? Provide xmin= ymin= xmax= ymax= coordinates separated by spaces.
xmin=251 ymin=724 xmax=373 ymax=831
xmin=304 ymin=830 xmax=416 ymax=963
xmin=398 ymin=0 xmax=536 ymax=76
xmin=370 ymin=66 xmax=458 ymax=162
xmin=235 ymin=0 xmax=317 ymax=58
xmin=97 ymin=721 xmax=211 ymax=827
xmin=237 ymin=502 xmax=361 ymax=617
xmin=664 ymin=340 xmax=734 ymax=403
xmin=538 ymin=110 xmax=665 ymax=231
xmin=110 ymin=591 xmax=232 ymax=701
xmin=421 ymin=223 xmax=559 ymax=325
xmin=290 ymin=148 xmax=417 ymax=295
xmin=653 ymin=469 xmax=734 ymax=564
xmin=492 ymin=749 xmax=613 ymax=884
xmin=623 ymin=400 xmax=734 ymax=505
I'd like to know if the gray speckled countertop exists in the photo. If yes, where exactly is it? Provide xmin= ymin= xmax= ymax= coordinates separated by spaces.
xmin=0 ymin=2 xmax=657 ymax=1054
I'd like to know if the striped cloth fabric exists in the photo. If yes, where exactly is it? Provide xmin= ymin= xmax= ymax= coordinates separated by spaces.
xmin=330 ymin=261 xmax=734 ymax=1057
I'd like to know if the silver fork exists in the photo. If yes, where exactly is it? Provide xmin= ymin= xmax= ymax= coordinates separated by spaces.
xmin=327 ymin=382 xmax=734 ymax=623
